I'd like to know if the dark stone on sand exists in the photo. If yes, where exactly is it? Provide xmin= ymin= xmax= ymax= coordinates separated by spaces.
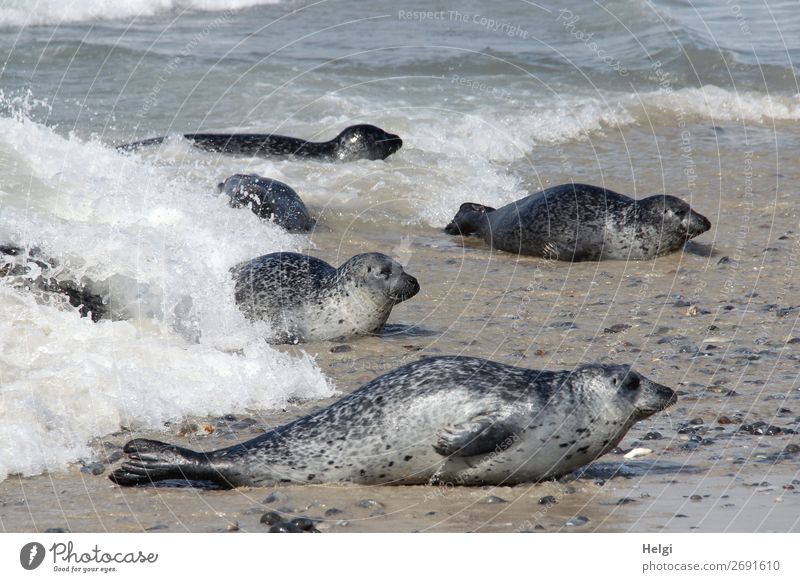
xmin=565 ymin=516 xmax=589 ymax=527
xmin=717 ymin=256 xmax=732 ymax=265
xmin=538 ymin=496 xmax=557 ymax=506
xmin=289 ymin=517 xmax=317 ymax=532
xmin=642 ymin=431 xmax=663 ymax=440
xmin=260 ymin=511 xmax=284 ymax=526
xmin=616 ymin=497 xmax=637 ymax=505
xmin=44 ymin=528 xmax=70 ymax=533
xmin=269 ymin=522 xmax=303 ymax=533
xmin=604 ymin=323 xmax=631 ymax=334
xmin=357 ymin=499 xmax=384 ymax=510
xmin=330 ymin=344 xmax=353 ymax=353
xmin=738 ymin=422 xmax=782 ymax=436
xmin=673 ymin=298 xmax=691 ymax=307
xmin=675 ymin=514 xmax=689 ymax=518
xmin=548 ymin=321 xmax=577 ymax=330
xmin=324 ymin=508 xmax=343 ymax=517
xmin=145 ymin=524 xmax=168 ymax=531
xmin=690 ymin=494 xmax=703 ymax=502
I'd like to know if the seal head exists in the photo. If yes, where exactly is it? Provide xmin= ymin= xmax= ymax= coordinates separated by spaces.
xmin=217 ymin=174 xmax=315 ymax=232
xmin=332 ymin=124 xmax=403 ymax=161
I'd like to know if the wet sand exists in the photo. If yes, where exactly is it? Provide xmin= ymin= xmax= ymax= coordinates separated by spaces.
xmin=2 ymin=120 xmax=799 ymax=532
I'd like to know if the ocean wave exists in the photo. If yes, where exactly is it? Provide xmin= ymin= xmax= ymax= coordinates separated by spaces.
xmin=0 ymin=106 xmax=334 ymax=480
xmin=0 ymin=0 xmax=283 ymax=28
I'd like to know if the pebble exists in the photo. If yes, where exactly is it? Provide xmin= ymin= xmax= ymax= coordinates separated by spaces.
xmin=226 ymin=522 xmax=240 ymax=532
xmin=330 ymin=344 xmax=353 ymax=353
xmin=642 ymin=432 xmax=662 ymax=440
xmin=144 ymin=524 xmax=168 ymax=531
xmin=616 ymin=497 xmax=637 ymax=505
xmin=564 ymin=516 xmax=589 ymax=527
xmin=263 ymin=491 xmax=289 ymax=504
xmin=479 ymin=495 xmax=507 ymax=504
xmin=738 ymin=422 xmax=782 ymax=436
xmin=80 ymin=462 xmax=105 ymax=476
xmin=324 ymin=508 xmax=343 ymax=517
xmin=538 ymin=496 xmax=557 ymax=506
xmin=44 ymin=528 xmax=70 ymax=533
xmin=690 ymin=495 xmax=703 ymax=502
xmin=604 ymin=323 xmax=631 ymax=334
xmin=268 ymin=522 xmax=303 ymax=533
xmin=357 ymin=499 xmax=384 ymax=510
xmin=259 ymin=511 xmax=284 ymax=526
xmin=623 ymin=447 xmax=653 ymax=459
xmin=289 ymin=518 xmax=317 ymax=532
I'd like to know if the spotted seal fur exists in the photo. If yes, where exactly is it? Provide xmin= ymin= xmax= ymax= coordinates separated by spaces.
xmin=444 ymin=183 xmax=711 ymax=260
xmin=231 ymin=252 xmax=419 ymax=344
xmin=109 ymin=356 xmax=676 ymax=487
xmin=118 ymin=124 xmax=403 ymax=162
xmin=217 ymin=174 xmax=314 ymax=232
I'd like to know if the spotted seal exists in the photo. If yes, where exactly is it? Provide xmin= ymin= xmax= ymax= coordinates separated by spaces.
xmin=444 ymin=183 xmax=711 ymax=261
xmin=117 ymin=124 xmax=403 ymax=161
xmin=231 ymin=252 xmax=419 ymax=344
xmin=109 ymin=356 xmax=676 ymax=487
xmin=217 ymin=174 xmax=314 ymax=232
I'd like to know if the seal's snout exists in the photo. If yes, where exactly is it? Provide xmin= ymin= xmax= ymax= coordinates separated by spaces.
xmin=380 ymin=134 xmax=403 ymax=157
xmin=686 ymin=211 xmax=711 ymax=236
xmin=638 ymin=379 xmax=678 ymax=415
xmin=391 ymin=273 xmax=420 ymax=302
xmin=444 ymin=221 xmax=460 ymax=235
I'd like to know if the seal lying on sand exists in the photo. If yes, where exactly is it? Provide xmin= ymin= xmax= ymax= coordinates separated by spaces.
xmin=218 ymin=174 xmax=314 ymax=232
xmin=109 ymin=356 xmax=677 ymax=487
xmin=231 ymin=252 xmax=419 ymax=344
xmin=444 ymin=183 xmax=711 ymax=261
xmin=117 ymin=124 xmax=403 ymax=161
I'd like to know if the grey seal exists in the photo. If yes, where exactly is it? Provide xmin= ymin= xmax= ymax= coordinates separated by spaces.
xmin=444 ymin=183 xmax=711 ymax=261
xmin=108 ymin=356 xmax=677 ymax=487
xmin=117 ymin=124 xmax=403 ymax=162
xmin=231 ymin=252 xmax=419 ymax=344
xmin=217 ymin=174 xmax=314 ymax=232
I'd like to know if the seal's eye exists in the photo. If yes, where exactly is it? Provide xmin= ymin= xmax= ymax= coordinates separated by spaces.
xmin=379 ymin=266 xmax=392 ymax=278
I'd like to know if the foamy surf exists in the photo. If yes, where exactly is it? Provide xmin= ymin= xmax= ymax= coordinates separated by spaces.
xmin=0 ymin=0 xmax=284 ymax=28
xmin=0 ymin=108 xmax=334 ymax=481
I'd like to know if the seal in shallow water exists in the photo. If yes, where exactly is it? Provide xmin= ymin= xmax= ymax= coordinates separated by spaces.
xmin=231 ymin=251 xmax=419 ymax=344
xmin=117 ymin=124 xmax=403 ymax=161
xmin=444 ymin=183 xmax=711 ymax=261
xmin=109 ymin=356 xmax=676 ymax=487
xmin=217 ymin=174 xmax=314 ymax=232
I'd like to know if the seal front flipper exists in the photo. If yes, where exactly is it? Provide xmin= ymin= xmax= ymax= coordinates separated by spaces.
xmin=109 ymin=439 xmax=228 ymax=487
xmin=434 ymin=414 xmax=518 ymax=458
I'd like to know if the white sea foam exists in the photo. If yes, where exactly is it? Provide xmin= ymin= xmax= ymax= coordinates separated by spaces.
xmin=0 ymin=0 xmax=283 ymax=27
xmin=0 ymin=109 xmax=333 ymax=480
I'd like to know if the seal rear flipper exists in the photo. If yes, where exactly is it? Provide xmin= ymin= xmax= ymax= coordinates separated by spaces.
xmin=108 ymin=438 xmax=226 ymax=487
xmin=434 ymin=415 xmax=518 ymax=458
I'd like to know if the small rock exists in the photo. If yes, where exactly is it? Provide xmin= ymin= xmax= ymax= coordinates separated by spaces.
xmin=690 ymin=494 xmax=703 ymax=502
xmin=269 ymin=522 xmax=303 ymax=533
xmin=479 ymin=495 xmax=507 ymax=504
xmin=624 ymin=447 xmax=653 ymax=459
xmin=259 ymin=511 xmax=284 ymax=526
xmin=616 ymin=497 xmax=637 ymax=505
xmin=330 ymin=344 xmax=352 ymax=353
xmin=686 ymin=305 xmax=701 ymax=317
xmin=263 ymin=491 xmax=289 ymax=504
xmin=642 ymin=431 xmax=663 ymax=440
xmin=80 ymin=462 xmax=105 ymax=476
xmin=565 ymin=516 xmax=589 ymax=527
xmin=289 ymin=518 xmax=317 ymax=532
xmin=357 ymin=499 xmax=384 ymax=510
xmin=324 ymin=508 xmax=343 ymax=517
xmin=226 ymin=522 xmax=239 ymax=532
xmin=717 ymin=416 xmax=733 ymax=424
xmin=145 ymin=524 xmax=168 ymax=531
xmin=538 ymin=495 xmax=557 ymax=506
xmin=604 ymin=323 xmax=631 ymax=334
xmin=44 ymin=528 xmax=70 ymax=533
